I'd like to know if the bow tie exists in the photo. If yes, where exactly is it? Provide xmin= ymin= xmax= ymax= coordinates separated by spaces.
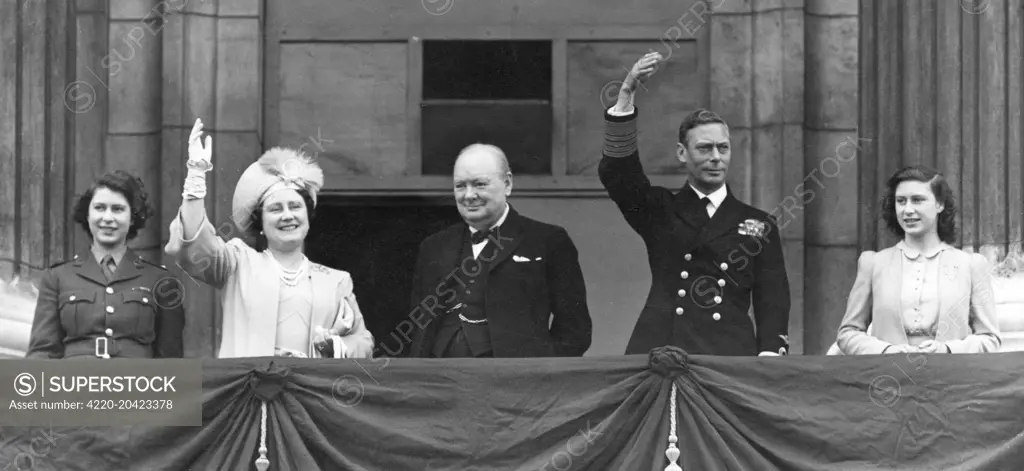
xmin=470 ymin=227 xmax=499 ymax=245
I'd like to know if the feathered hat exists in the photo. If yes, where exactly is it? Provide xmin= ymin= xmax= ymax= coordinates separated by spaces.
xmin=231 ymin=147 xmax=324 ymax=233
xmin=163 ymin=147 xmax=323 ymax=257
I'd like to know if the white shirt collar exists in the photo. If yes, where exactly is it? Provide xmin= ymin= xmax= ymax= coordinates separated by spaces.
xmin=896 ymin=240 xmax=950 ymax=260
xmin=469 ymin=203 xmax=510 ymax=234
xmin=689 ymin=184 xmax=728 ymax=209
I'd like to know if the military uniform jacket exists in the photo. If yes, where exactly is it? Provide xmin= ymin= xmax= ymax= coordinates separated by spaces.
xmin=25 ymin=249 xmax=186 ymax=359
xmin=599 ymin=107 xmax=791 ymax=356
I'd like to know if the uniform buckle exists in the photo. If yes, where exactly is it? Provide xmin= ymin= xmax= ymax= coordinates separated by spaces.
xmin=95 ymin=337 xmax=111 ymax=359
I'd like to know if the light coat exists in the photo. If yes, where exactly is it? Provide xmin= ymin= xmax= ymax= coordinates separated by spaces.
xmin=836 ymin=244 xmax=1001 ymax=355
xmin=168 ymin=211 xmax=374 ymax=359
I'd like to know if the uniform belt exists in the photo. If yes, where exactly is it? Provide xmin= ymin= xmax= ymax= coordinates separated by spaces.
xmin=61 ymin=338 xmax=152 ymax=359
xmin=95 ymin=337 xmax=111 ymax=359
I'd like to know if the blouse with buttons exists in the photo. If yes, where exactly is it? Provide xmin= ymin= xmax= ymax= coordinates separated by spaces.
xmin=897 ymin=242 xmax=945 ymax=337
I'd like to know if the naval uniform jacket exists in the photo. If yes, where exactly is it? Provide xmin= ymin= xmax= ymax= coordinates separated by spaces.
xmin=407 ymin=206 xmax=593 ymax=358
xmin=598 ymin=107 xmax=791 ymax=356
xmin=25 ymin=249 xmax=186 ymax=359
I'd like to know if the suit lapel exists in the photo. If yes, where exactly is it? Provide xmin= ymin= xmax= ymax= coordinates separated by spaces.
xmin=110 ymin=249 xmax=143 ymax=284
xmin=75 ymin=254 xmax=109 ymax=286
xmin=697 ymin=190 xmax=744 ymax=246
xmin=412 ymin=225 xmax=465 ymax=358
xmin=673 ymin=184 xmax=709 ymax=230
xmin=487 ymin=206 xmax=525 ymax=272
xmin=437 ymin=224 xmax=467 ymax=281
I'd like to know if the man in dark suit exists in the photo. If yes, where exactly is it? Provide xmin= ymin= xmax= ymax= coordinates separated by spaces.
xmin=599 ymin=52 xmax=791 ymax=357
xmin=407 ymin=144 xmax=592 ymax=358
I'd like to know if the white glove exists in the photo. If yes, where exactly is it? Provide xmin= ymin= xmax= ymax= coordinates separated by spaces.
xmin=183 ymin=118 xmax=213 ymax=200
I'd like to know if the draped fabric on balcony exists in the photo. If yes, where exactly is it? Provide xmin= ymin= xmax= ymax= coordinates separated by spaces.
xmin=2 ymin=347 xmax=1024 ymax=470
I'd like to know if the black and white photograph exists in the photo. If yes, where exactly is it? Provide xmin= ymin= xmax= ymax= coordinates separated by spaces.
xmin=1 ymin=0 xmax=1023 ymax=469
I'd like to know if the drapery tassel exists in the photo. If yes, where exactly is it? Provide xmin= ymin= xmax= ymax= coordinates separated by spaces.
xmin=664 ymin=382 xmax=682 ymax=471
xmin=255 ymin=400 xmax=270 ymax=471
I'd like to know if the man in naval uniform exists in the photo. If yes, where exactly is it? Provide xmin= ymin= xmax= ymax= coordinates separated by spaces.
xmin=599 ymin=52 xmax=791 ymax=357
xmin=407 ymin=144 xmax=593 ymax=358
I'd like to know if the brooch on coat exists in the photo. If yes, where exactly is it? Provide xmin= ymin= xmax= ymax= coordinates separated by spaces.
xmin=942 ymin=263 xmax=958 ymax=281
xmin=738 ymin=219 xmax=767 ymax=238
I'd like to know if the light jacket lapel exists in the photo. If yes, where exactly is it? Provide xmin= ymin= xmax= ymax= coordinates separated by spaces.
xmin=310 ymin=266 xmax=335 ymax=357
xmin=892 ymin=250 xmax=909 ymax=345
xmin=873 ymin=249 xmax=909 ymax=345
xmin=935 ymin=250 xmax=964 ymax=342
xmin=247 ymin=252 xmax=280 ymax=357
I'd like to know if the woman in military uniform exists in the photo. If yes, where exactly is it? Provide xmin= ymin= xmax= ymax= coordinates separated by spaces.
xmin=25 ymin=171 xmax=186 ymax=359
xmin=162 ymin=118 xmax=374 ymax=359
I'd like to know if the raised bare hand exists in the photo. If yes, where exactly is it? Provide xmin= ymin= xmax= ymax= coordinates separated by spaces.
xmin=622 ymin=52 xmax=663 ymax=93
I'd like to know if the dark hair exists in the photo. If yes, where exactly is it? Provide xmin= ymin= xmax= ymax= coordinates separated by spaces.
xmin=678 ymin=108 xmax=728 ymax=147
xmin=249 ymin=188 xmax=317 ymax=251
xmin=882 ymin=165 xmax=957 ymax=244
xmin=73 ymin=170 xmax=154 ymax=241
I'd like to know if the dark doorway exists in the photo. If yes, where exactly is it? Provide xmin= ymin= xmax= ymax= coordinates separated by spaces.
xmin=304 ymin=197 xmax=464 ymax=357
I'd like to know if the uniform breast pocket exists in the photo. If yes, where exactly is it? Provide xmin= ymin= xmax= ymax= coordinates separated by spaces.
xmin=122 ymin=290 xmax=157 ymax=336
xmin=57 ymin=291 xmax=95 ymax=335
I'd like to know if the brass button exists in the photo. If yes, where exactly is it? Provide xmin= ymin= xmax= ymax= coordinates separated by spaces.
xmin=105 ymin=287 xmax=113 ymax=294
xmin=677 ymin=289 xmax=686 ymax=297
xmin=675 ymin=307 xmax=684 ymax=316
xmin=718 ymin=279 xmax=726 ymax=287
xmin=142 ymin=297 xmax=149 ymax=304
xmin=714 ymin=296 xmax=722 ymax=304
xmin=105 ymin=328 xmax=113 ymax=336
xmin=720 ymin=263 xmax=728 ymax=270
xmin=680 ymin=271 xmax=689 ymax=279
xmin=712 ymin=313 xmax=721 ymax=321
xmin=69 ymin=295 xmax=76 ymax=301
xmin=684 ymin=254 xmax=692 ymax=261
xmin=105 ymin=306 xmax=114 ymax=313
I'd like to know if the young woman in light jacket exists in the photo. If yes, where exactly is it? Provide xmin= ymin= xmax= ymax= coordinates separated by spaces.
xmin=836 ymin=165 xmax=1001 ymax=355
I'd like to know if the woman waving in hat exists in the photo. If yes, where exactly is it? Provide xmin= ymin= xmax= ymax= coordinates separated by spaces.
xmin=164 ymin=119 xmax=374 ymax=359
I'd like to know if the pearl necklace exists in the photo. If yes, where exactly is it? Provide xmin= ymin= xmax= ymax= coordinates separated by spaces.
xmin=274 ymin=256 xmax=308 ymax=287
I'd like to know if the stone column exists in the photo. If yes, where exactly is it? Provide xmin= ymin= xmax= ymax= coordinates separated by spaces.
xmin=802 ymin=0 xmax=859 ymax=355
xmin=712 ymin=0 xmax=807 ymax=353
xmin=161 ymin=0 xmax=263 ymax=357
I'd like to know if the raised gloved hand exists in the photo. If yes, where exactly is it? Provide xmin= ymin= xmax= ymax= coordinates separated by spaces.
xmin=182 ymin=118 xmax=213 ymax=200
